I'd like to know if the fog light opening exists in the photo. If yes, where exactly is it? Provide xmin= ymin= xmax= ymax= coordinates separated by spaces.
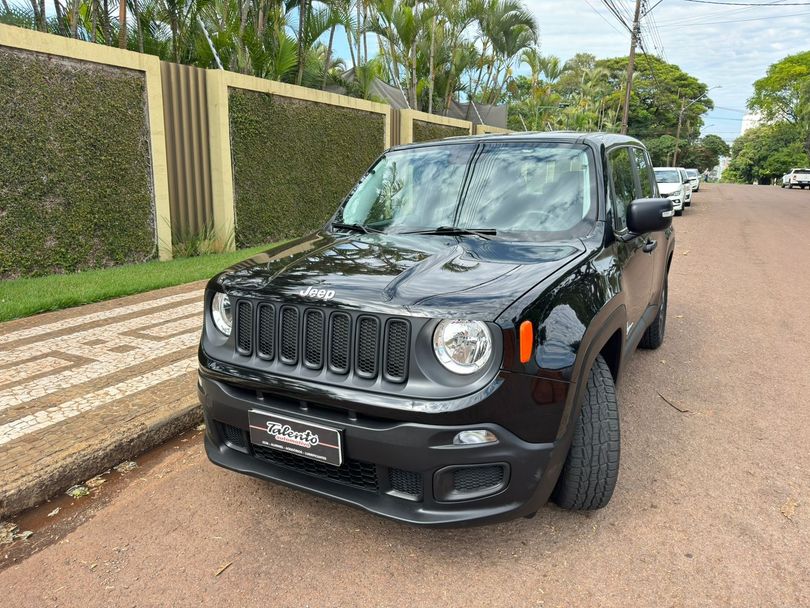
xmin=453 ymin=430 xmax=498 ymax=445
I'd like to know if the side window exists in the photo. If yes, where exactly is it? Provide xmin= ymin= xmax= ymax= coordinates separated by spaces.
xmin=608 ymin=147 xmax=636 ymax=231
xmin=632 ymin=148 xmax=655 ymax=198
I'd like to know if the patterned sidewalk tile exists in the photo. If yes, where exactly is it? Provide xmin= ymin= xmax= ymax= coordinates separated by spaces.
xmin=0 ymin=281 xmax=208 ymax=517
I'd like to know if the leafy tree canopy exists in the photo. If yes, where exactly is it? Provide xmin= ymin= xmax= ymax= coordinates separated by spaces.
xmin=748 ymin=50 xmax=810 ymax=124
xmin=595 ymin=55 xmax=713 ymax=142
xmin=723 ymin=122 xmax=809 ymax=184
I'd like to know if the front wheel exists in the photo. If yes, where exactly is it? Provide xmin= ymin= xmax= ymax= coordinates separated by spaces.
xmin=552 ymin=355 xmax=620 ymax=511
xmin=675 ymin=208 xmax=683 ymax=216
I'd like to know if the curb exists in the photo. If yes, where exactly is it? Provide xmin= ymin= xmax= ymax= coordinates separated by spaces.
xmin=0 ymin=398 xmax=202 ymax=520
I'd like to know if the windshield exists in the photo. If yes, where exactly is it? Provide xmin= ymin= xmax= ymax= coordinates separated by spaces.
xmin=335 ymin=143 xmax=596 ymax=238
xmin=686 ymin=169 xmax=699 ymax=178
xmin=655 ymin=169 xmax=680 ymax=183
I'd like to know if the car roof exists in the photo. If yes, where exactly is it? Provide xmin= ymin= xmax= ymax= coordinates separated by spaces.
xmin=391 ymin=131 xmax=644 ymax=152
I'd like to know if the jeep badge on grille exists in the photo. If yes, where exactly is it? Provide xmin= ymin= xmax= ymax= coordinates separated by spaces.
xmin=299 ymin=286 xmax=336 ymax=301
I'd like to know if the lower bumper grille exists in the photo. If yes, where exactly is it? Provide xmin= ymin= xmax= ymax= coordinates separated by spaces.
xmin=252 ymin=444 xmax=379 ymax=493
xmin=453 ymin=465 xmax=505 ymax=492
xmin=389 ymin=468 xmax=423 ymax=500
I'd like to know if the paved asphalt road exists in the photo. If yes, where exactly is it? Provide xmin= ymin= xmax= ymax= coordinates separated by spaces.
xmin=2 ymin=184 xmax=809 ymax=607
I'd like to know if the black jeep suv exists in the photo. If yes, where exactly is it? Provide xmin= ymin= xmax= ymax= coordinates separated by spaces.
xmin=198 ymin=133 xmax=675 ymax=526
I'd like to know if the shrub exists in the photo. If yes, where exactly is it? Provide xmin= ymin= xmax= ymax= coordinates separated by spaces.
xmin=0 ymin=47 xmax=155 ymax=279
xmin=228 ymin=90 xmax=386 ymax=247
xmin=412 ymin=119 xmax=469 ymax=143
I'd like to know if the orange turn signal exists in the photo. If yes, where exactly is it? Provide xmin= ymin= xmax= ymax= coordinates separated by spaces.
xmin=519 ymin=320 xmax=533 ymax=364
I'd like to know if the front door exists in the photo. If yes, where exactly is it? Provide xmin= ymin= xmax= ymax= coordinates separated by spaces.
xmin=607 ymin=146 xmax=653 ymax=337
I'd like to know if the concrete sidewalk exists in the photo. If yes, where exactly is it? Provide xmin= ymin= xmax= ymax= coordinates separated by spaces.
xmin=0 ymin=283 xmax=206 ymax=518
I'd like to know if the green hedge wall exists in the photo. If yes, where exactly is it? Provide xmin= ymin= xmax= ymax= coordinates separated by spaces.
xmin=0 ymin=47 xmax=156 ymax=279
xmin=412 ymin=120 xmax=469 ymax=143
xmin=228 ymin=90 xmax=385 ymax=247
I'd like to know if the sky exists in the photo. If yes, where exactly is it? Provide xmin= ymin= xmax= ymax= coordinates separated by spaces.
xmin=332 ymin=0 xmax=809 ymax=142
xmin=524 ymin=0 xmax=810 ymax=142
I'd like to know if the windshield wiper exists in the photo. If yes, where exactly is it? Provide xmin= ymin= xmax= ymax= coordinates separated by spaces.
xmin=404 ymin=226 xmax=497 ymax=240
xmin=331 ymin=222 xmax=381 ymax=234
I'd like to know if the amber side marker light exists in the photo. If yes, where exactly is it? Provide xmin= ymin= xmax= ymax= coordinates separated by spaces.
xmin=519 ymin=320 xmax=533 ymax=363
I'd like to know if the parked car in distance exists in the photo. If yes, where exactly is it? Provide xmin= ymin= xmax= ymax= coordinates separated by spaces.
xmin=781 ymin=168 xmax=810 ymax=189
xmin=198 ymin=133 xmax=675 ymax=526
xmin=677 ymin=168 xmax=693 ymax=206
xmin=686 ymin=168 xmax=701 ymax=192
xmin=654 ymin=167 xmax=686 ymax=215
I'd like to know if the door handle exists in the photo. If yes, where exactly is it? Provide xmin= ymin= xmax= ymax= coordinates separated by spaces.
xmin=643 ymin=239 xmax=658 ymax=253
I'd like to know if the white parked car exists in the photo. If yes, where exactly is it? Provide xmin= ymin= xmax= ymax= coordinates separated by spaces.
xmin=686 ymin=168 xmax=701 ymax=192
xmin=781 ymin=168 xmax=810 ymax=189
xmin=654 ymin=167 xmax=687 ymax=216
xmin=677 ymin=168 xmax=692 ymax=207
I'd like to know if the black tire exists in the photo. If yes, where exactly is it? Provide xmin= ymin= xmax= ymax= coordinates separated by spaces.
xmin=552 ymin=355 xmax=620 ymax=511
xmin=675 ymin=208 xmax=683 ymax=216
xmin=640 ymin=277 xmax=668 ymax=349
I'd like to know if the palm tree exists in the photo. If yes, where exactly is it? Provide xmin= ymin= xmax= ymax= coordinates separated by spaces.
xmin=295 ymin=0 xmax=307 ymax=85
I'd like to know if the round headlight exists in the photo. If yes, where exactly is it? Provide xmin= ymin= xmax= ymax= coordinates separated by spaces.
xmin=433 ymin=320 xmax=493 ymax=375
xmin=212 ymin=292 xmax=232 ymax=336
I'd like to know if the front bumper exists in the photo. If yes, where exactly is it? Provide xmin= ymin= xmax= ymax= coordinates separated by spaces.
xmin=199 ymin=375 xmax=564 ymax=527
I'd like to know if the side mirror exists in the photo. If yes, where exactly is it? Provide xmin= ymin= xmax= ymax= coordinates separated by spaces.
xmin=626 ymin=198 xmax=673 ymax=234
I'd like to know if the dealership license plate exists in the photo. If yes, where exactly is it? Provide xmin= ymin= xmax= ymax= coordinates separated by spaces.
xmin=248 ymin=410 xmax=343 ymax=467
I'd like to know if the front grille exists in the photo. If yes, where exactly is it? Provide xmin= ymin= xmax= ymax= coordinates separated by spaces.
xmin=279 ymin=306 xmax=299 ymax=364
xmin=236 ymin=301 xmax=253 ymax=355
xmin=233 ymin=301 xmax=411 ymax=383
xmin=257 ymin=304 xmax=275 ymax=360
xmin=384 ymin=319 xmax=410 ymax=383
xmin=389 ymin=468 xmax=422 ymax=499
xmin=355 ymin=316 xmax=379 ymax=378
xmin=303 ymin=309 xmax=325 ymax=369
xmin=453 ymin=466 xmax=505 ymax=492
xmin=328 ymin=313 xmax=351 ymax=374
xmin=252 ymin=444 xmax=378 ymax=492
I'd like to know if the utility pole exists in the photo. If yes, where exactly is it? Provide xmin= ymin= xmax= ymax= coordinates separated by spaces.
xmin=673 ymin=98 xmax=686 ymax=165
xmin=620 ymin=0 xmax=643 ymax=135
xmin=673 ymin=87 xmax=718 ymax=165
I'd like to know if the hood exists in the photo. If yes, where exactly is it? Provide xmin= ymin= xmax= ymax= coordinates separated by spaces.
xmin=657 ymin=182 xmax=682 ymax=196
xmin=215 ymin=232 xmax=587 ymax=320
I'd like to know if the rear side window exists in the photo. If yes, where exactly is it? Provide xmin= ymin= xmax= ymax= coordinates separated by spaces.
xmin=608 ymin=147 xmax=636 ymax=231
xmin=632 ymin=148 xmax=655 ymax=198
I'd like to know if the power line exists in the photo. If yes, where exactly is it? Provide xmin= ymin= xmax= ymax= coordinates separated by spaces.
xmin=600 ymin=0 xmax=634 ymax=31
xmin=584 ymin=0 xmax=627 ymax=34
xmin=656 ymin=0 xmax=790 ymax=24
xmin=681 ymin=0 xmax=810 ymax=6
